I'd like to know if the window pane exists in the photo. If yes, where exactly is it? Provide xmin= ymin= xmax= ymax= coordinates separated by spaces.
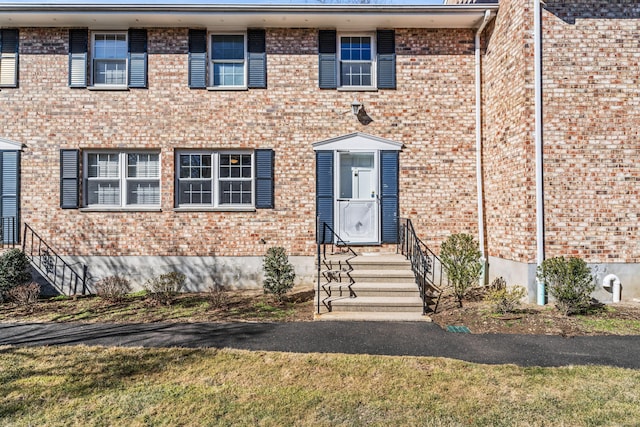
xmin=341 ymin=62 xmax=372 ymax=87
xmin=179 ymin=154 xmax=212 ymax=180
xmin=128 ymin=153 xmax=159 ymax=178
xmin=212 ymin=35 xmax=244 ymax=60
xmin=87 ymin=180 xmax=120 ymax=205
xmin=179 ymin=181 xmax=212 ymax=205
xmin=94 ymin=33 xmax=127 ymax=59
xmin=340 ymin=37 xmax=371 ymax=61
xmin=213 ymin=63 xmax=244 ymax=86
xmin=88 ymin=153 xmax=119 ymax=178
xmin=94 ymin=59 xmax=127 ymax=85
xmin=127 ymin=181 xmax=160 ymax=205
xmin=219 ymin=180 xmax=251 ymax=205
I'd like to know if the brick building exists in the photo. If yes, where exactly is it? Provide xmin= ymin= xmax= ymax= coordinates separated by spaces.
xmin=0 ymin=0 xmax=638 ymax=303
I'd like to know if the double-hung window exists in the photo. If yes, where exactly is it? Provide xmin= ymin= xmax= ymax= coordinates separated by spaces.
xmin=176 ymin=151 xmax=254 ymax=208
xmin=0 ymin=29 xmax=19 ymax=88
xmin=69 ymin=29 xmax=147 ymax=89
xmin=339 ymin=35 xmax=374 ymax=89
xmin=85 ymin=151 xmax=160 ymax=208
xmin=210 ymin=34 xmax=246 ymax=88
xmin=92 ymin=32 xmax=128 ymax=86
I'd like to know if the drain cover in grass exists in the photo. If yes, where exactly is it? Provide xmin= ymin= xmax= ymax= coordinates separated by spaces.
xmin=446 ymin=325 xmax=471 ymax=333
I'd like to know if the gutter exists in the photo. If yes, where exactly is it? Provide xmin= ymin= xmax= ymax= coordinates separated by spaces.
xmin=475 ymin=9 xmax=492 ymax=285
xmin=534 ymin=0 xmax=545 ymax=305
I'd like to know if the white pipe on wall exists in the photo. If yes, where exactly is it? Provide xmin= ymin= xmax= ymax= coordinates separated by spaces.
xmin=602 ymin=274 xmax=621 ymax=303
xmin=475 ymin=10 xmax=492 ymax=285
xmin=534 ymin=0 xmax=545 ymax=305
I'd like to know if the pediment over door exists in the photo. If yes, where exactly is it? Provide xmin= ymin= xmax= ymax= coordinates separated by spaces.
xmin=312 ymin=132 xmax=403 ymax=152
xmin=0 ymin=138 xmax=23 ymax=151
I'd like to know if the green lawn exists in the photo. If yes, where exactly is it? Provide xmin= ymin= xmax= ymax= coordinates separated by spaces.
xmin=1 ymin=345 xmax=639 ymax=426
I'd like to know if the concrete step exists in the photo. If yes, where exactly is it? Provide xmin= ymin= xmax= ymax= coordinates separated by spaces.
xmin=315 ymin=311 xmax=432 ymax=322
xmin=347 ymin=269 xmax=416 ymax=283
xmin=318 ymin=254 xmax=411 ymax=271
xmin=322 ymin=282 xmax=420 ymax=298
xmin=326 ymin=296 xmax=424 ymax=313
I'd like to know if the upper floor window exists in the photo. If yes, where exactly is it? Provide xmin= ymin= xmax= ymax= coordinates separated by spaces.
xmin=211 ymin=34 xmax=246 ymax=88
xmin=69 ymin=29 xmax=147 ymax=89
xmin=92 ymin=32 xmax=128 ymax=86
xmin=188 ymin=29 xmax=266 ymax=90
xmin=84 ymin=151 xmax=160 ymax=208
xmin=339 ymin=35 xmax=373 ymax=88
xmin=318 ymin=29 xmax=395 ymax=91
xmin=0 ymin=29 xmax=19 ymax=88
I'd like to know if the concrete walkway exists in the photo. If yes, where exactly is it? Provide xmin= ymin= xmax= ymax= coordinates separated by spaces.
xmin=1 ymin=322 xmax=639 ymax=368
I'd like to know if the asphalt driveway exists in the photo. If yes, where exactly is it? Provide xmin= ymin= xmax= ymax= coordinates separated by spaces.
xmin=1 ymin=321 xmax=639 ymax=368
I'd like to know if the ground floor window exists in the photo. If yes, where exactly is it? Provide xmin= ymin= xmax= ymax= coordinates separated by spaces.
xmin=84 ymin=151 xmax=160 ymax=208
xmin=176 ymin=151 xmax=254 ymax=208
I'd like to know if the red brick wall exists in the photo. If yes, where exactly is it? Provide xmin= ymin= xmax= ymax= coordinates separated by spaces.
xmin=1 ymin=27 xmax=480 ymax=257
xmin=542 ymin=1 xmax=640 ymax=263
xmin=482 ymin=0 xmax=537 ymax=264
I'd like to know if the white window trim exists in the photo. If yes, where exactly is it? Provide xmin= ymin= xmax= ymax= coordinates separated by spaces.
xmin=338 ymin=32 xmax=376 ymax=91
xmin=208 ymin=32 xmax=248 ymax=90
xmin=176 ymin=150 xmax=255 ymax=209
xmin=83 ymin=150 xmax=161 ymax=209
xmin=90 ymin=31 xmax=129 ymax=89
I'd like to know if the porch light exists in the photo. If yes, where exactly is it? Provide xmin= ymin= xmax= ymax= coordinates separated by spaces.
xmin=351 ymin=98 xmax=362 ymax=116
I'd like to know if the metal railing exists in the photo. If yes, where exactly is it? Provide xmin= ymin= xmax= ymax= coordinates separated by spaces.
xmin=398 ymin=218 xmax=447 ymax=314
xmin=22 ymin=223 xmax=87 ymax=296
xmin=0 ymin=216 xmax=19 ymax=248
xmin=316 ymin=217 xmax=357 ymax=314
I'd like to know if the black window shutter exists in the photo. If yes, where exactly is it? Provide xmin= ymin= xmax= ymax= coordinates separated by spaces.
xmin=247 ymin=29 xmax=267 ymax=89
xmin=188 ymin=29 xmax=207 ymax=89
xmin=316 ymin=151 xmax=334 ymax=243
xmin=380 ymin=150 xmax=399 ymax=243
xmin=60 ymin=149 xmax=80 ymax=209
xmin=128 ymin=29 xmax=148 ymax=88
xmin=377 ymin=30 xmax=396 ymax=89
xmin=68 ymin=29 xmax=88 ymax=88
xmin=255 ymin=149 xmax=274 ymax=209
xmin=0 ymin=151 xmax=20 ymax=243
xmin=318 ymin=30 xmax=337 ymax=89
xmin=0 ymin=29 xmax=19 ymax=88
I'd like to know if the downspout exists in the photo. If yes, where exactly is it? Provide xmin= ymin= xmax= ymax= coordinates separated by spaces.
xmin=534 ymin=0 xmax=545 ymax=305
xmin=475 ymin=10 xmax=492 ymax=285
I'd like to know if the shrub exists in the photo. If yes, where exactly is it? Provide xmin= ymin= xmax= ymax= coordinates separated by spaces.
xmin=0 ymin=249 xmax=32 ymax=302
xmin=484 ymin=277 xmax=526 ymax=314
xmin=94 ymin=275 xmax=132 ymax=302
xmin=440 ymin=233 xmax=483 ymax=307
xmin=263 ymin=246 xmax=295 ymax=303
xmin=537 ymin=256 xmax=595 ymax=316
xmin=207 ymin=282 xmax=228 ymax=309
xmin=6 ymin=282 xmax=41 ymax=307
xmin=144 ymin=272 xmax=186 ymax=306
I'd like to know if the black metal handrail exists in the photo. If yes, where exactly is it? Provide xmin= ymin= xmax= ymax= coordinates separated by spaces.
xmin=0 ymin=216 xmax=19 ymax=248
xmin=316 ymin=216 xmax=357 ymax=314
xmin=398 ymin=218 xmax=447 ymax=314
xmin=22 ymin=223 xmax=87 ymax=296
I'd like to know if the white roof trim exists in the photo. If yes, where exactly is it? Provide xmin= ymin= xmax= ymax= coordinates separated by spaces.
xmin=313 ymin=132 xmax=402 ymax=151
xmin=0 ymin=4 xmax=498 ymax=30
xmin=0 ymin=137 xmax=23 ymax=151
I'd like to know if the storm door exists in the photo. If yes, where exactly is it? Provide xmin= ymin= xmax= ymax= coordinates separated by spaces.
xmin=336 ymin=151 xmax=379 ymax=244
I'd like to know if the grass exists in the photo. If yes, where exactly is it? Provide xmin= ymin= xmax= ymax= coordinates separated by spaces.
xmin=1 ymin=345 xmax=639 ymax=426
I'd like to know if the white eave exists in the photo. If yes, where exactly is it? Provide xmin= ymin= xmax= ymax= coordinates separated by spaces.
xmin=0 ymin=137 xmax=23 ymax=151
xmin=0 ymin=2 xmax=499 ymax=30
xmin=313 ymin=132 xmax=403 ymax=151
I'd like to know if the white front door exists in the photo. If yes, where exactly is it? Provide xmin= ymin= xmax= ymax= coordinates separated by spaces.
xmin=336 ymin=151 xmax=379 ymax=244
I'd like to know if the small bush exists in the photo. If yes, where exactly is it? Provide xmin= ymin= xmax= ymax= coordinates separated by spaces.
xmin=6 ymin=282 xmax=40 ymax=307
xmin=537 ymin=256 xmax=595 ymax=316
xmin=0 ymin=249 xmax=32 ymax=302
xmin=263 ymin=246 xmax=295 ymax=303
xmin=145 ymin=272 xmax=186 ymax=305
xmin=207 ymin=282 xmax=228 ymax=309
xmin=484 ymin=277 xmax=526 ymax=314
xmin=440 ymin=233 xmax=483 ymax=307
xmin=94 ymin=275 xmax=132 ymax=302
